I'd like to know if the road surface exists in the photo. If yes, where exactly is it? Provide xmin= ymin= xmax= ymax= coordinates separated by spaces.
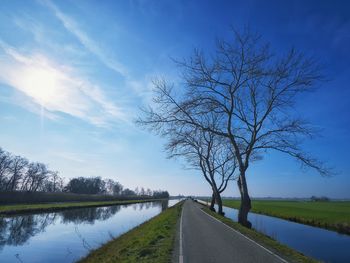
xmin=178 ymin=200 xmax=287 ymax=263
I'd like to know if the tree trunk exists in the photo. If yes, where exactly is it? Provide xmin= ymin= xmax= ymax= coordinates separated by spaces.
xmin=215 ymin=190 xmax=225 ymax=216
xmin=237 ymin=172 xmax=252 ymax=228
xmin=212 ymin=185 xmax=224 ymax=215
xmin=11 ymin=175 xmax=17 ymax=191
xmin=209 ymin=193 xmax=216 ymax=211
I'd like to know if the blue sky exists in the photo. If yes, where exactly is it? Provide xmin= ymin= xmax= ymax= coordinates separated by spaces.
xmin=0 ymin=0 xmax=349 ymax=198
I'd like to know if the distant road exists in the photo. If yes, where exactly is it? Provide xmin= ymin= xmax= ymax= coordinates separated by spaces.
xmin=180 ymin=200 xmax=287 ymax=263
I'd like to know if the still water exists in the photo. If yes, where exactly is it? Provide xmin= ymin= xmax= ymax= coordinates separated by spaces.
xmin=0 ymin=199 xmax=181 ymax=263
xmin=221 ymin=205 xmax=350 ymax=263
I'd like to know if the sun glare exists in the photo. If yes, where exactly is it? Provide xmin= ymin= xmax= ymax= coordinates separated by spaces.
xmin=24 ymin=67 xmax=59 ymax=106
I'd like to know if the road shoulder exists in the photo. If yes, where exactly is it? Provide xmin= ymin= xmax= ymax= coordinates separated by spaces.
xmin=171 ymin=204 xmax=182 ymax=263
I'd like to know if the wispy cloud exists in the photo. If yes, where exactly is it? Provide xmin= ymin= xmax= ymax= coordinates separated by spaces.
xmin=36 ymin=0 xmax=162 ymax=104
xmin=13 ymin=14 xmax=86 ymax=60
xmin=53 ymin=151 xmax=87 ymax=163
xmin=40 ymin=0 xmax=127 ymax=76
xmin=0 ymin=41 xmax=126 ymax=127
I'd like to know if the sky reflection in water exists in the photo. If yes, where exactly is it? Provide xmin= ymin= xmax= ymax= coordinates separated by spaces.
xmin=0 ymin=199 xmax=180 ymax=263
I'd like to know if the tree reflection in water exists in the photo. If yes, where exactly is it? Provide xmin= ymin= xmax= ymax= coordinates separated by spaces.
xmin=0 ymin=205 xmax=122 ymax=250
xmin=0 ymin=200 xmax=170 ymax=252
xmin=60 ymin=205 xmax=121 ymax=225
xmin=0 ymin=213 xmax=56 ymax=250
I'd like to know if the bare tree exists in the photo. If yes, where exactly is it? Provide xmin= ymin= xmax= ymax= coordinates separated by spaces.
xmin=209 ymin=141 xmax=238 ymax=214
xmin=6 ymin=156 xmax=28 ymax=191
xmin=146 ymin=188 xmax=152 ymax=196
xmin=40 ymin=170 xmax=63 ymax=192
xmin=104 ymin=179 xmax=116 ymax=195
xmin=49 ymin=171 xmax=63 ymax=192
xmin=21 ymin=162 xmax=40 ymax=191
xmin=140 ymin=187 xmax=146 ymax=196
xmin=0 ymin=148 xmax=12 ymax=190
xmin=138 ymin=29 xmax=332 ymax=227
xmin=166 ymin=126 xmax=237 ymax=215
xmin=23 ymin=163 xmax=50 ymax=192
xmin=112 ymin=181 xmax=123 ymax=196
xmin=0 ymin=147 xmax=64 ymax=193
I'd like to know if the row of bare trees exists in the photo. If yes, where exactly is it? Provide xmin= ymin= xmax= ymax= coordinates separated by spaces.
xmin=0 ymin=147 xmax=170 ymax=199
xmin=138 ymin=29 xmax=332 ymax=227
xmin=0 ymin=147 xmax=63 ymax=192
xmin=133 ymin=187 xmax=169 ymax=198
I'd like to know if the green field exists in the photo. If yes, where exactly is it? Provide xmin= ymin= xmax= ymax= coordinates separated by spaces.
xmin=0 ymin=199 xmax=163 ymax=215
xmin=80 ymin=202 xmax=183 ymax=263
xmin=222 ymin=199 xmax=350 ymax=234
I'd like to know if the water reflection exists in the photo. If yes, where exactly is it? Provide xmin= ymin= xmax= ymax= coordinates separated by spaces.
xmin=131 ymin=199 xmax=169 ymax=211
xmin=0 ymin=206 xmax=121 ymax=250
xmin=0 ymin=199 xmax=179 ymax=262
xmin=221 ymin=205 xmax=350 ymax=263
xmin=60 ymin=206 xmax=121 ymax=225
xmin=0 ymin=214 xmax=54 ymax=249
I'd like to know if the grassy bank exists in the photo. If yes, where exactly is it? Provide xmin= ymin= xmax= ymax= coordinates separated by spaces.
xmin=79 ymin=202 xmax=183 ymax=263
xmin=202 ymin=207 xmax=317 ymax=263
xmin=0 ymin=191 xmax=155 ymax=205
xmin=222 ymin=199 xmax=350 ymax=235
xmin=0 ymin=199 xmax=164 ymax=215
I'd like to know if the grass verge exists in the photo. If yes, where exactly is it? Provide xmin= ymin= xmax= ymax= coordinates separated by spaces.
xmin=0 ymin=199 xmax=164 ymax=215
xmin=79 ymin=201 xmax=183 ymax=263
xmin=202 ymin=206 xmax=318 ymax=263
xmin=222 ymin=199 xmax=350 ymax=235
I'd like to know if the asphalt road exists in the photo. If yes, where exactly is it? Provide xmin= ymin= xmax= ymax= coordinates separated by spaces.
xmin=180 ymin=200 xmax=287 ymax=263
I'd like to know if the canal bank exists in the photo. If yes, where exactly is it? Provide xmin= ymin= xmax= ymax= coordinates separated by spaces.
xmin=0 ymin=198 xmax=170 ymax=215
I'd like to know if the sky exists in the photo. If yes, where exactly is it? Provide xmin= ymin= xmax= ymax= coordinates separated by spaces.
xmin=0 ymin=0 xmax=349 ymax=198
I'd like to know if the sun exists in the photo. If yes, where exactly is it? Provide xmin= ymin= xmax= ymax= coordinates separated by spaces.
xmin=22 ymin=66 xmax=60 ymax=106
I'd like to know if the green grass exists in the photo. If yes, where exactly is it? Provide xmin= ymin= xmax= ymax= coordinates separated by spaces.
xmin=0 ymin=199 xmax=163 ymax=215
xmin=202 ymin=207 xmax=318 ymax=263
xmin=0 ymin=191 xmax=151 ymax=205
xmin=222 ymin=199 xmax=350 ymax=234
xmin=79 ymin=202 xmax=183 ymax=263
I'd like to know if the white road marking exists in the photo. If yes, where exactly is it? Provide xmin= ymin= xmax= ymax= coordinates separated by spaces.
xmin=198 ymin=205 xmax=289 ymax=263
xmin=179 ymin=204 xmax=184 ymax=263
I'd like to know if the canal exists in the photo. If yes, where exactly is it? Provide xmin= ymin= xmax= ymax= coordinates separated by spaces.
xmin=221 ymin=205 xmax=350 ymax=263
xmin=0 ymin=199 xmax=181 ymax=263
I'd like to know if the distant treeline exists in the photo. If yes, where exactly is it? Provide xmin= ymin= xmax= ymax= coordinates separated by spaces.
xmin=310 ymin=196 xmax=330 ymax=202
xmin=0 ymin=147 xmax=169 ymax=199
xmin=64 ymin=176 xmax=169 ymax=199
